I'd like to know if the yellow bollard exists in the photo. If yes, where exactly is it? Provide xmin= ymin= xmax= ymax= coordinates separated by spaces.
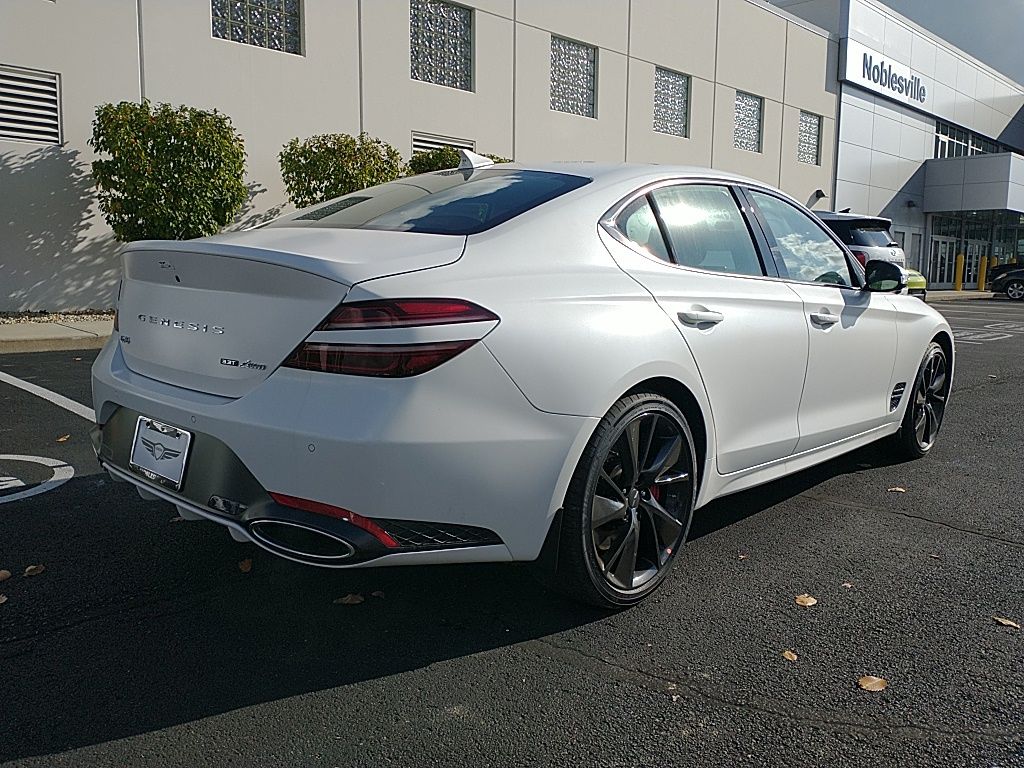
xmin=953 ymin=254 xmax=965 ymax=291
xmin=977 ymin=253 xmax=988 ymax=290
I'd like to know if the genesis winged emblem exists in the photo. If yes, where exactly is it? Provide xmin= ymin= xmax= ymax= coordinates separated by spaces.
xmin=140 ymin=436 xmax=182 ymax=462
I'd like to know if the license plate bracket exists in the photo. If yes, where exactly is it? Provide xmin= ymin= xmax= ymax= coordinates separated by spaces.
xmin=129 ymin=416 xmax=192 ymax=491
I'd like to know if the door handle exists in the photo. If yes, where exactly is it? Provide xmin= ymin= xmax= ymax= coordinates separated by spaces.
xmin=678 ymin=308 xmax=724 ymax=326
xmin=809 ymin=311 xmax=840 ymax=326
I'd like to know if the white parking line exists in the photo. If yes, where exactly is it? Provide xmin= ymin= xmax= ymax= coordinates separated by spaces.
xmin=0 ymin=370 xmax=95 ymax=421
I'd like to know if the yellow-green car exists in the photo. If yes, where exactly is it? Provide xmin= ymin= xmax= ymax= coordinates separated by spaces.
xmin=906 ymin=268 xmax=927 ymax=301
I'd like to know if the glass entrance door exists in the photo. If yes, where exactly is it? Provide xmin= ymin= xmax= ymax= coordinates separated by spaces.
xmin=966 ymin=240 xmax=991 ymax=287
xmin=928 ymin=237 xmax=958 ymax=287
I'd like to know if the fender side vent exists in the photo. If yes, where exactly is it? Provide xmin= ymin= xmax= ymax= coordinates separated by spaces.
xmin=890 ymin=382 xmax=907 ymax=411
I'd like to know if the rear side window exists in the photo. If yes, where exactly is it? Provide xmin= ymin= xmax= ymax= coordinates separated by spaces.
xmin=750 ymin=191 xmax=852 ymax=286
xmin=614 ymin=196 xmax=671 ymax=262
xmin=649 ymin=185 xmax=765 ymax=277
xmin=271 ymin=169 xmax=590 ymax=235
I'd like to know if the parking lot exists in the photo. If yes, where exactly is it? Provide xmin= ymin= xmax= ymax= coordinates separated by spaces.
xmin=0 ymin=298 xmax=1021 ymax=768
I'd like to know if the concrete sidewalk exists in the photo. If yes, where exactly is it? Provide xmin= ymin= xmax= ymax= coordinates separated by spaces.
xmin=0 ymin=319 xmax=114 ymax=354
xmin=0 ymin=291 xmax=1005 ymax=354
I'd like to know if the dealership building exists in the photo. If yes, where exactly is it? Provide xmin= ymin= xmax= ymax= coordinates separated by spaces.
xmin=1 ymin=0 xmax=1022 ymax=310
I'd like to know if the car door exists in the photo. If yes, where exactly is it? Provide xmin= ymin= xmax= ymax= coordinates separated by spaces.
xmin=599 ymin=182 xmax=808 ymax=475
xmin=745 ymin=189 xmax=899 ymax=453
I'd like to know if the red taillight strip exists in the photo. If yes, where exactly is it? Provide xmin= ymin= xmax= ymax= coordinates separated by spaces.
xmin=317 ymin=298 xmax=498 ymax=330
xmin=282 ymin=339 xmax=478 ymax=377
xmin=269 ymin=492 xmax=399 ymax=548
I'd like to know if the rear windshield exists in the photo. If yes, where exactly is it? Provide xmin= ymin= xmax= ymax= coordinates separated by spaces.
xmin=270 ymin=169 xmax=591 ymax=235
xmin=850 ymin=225 xmax=895 ymax=247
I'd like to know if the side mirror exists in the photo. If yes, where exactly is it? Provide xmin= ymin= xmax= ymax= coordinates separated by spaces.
xmin=863 ymin=259 xmax=908 ymax=292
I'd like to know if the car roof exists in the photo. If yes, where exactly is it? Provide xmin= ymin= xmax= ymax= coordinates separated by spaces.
xmin=497 ymin=161 xmax=769 ymax=190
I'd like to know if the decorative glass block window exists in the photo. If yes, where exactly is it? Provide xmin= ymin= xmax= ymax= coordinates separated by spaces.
xmin=733 ymin=91 xmax=763 ymax=153
xmin=212 ymin=0 xmax=303 ymax=55
xmin=550 ymin=36 xmax=597 ymax=118
xmin=409 ymin=0 xmax=473 ymax=91
xmin=0 ymin=65 xmax=61 ymax=144
xmin=652 ymin=67 xmax=689 ymax=137
xmin=797 ymin=110 xmax=821 ymax=165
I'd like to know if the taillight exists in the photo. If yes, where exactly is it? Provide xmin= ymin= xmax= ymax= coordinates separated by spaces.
xmin=284 ymin=340 xmax=477 ymax=377
xmin=317 ymin=298 xmax=497 ymax=330
xmin=283 ymin=298 xmax=498 ymax=377
xmin=851 ymin=250 xmax=868 ymax=266
xmin=269 ymin=492 xmax=399 ymax=548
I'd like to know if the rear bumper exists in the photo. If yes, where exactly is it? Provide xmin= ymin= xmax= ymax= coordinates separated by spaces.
xmin=91 ymin=339 xmax=597 ymax=563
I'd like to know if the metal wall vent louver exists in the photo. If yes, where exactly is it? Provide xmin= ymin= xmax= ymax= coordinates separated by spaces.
xmin=411 ymin=131 xmax=475 ymax=156
xmin=0 ymin=66 xmax=61 ymax=145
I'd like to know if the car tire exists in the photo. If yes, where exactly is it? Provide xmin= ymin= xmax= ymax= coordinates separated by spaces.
xmin=1005 ymin=280 xmax=1024 ymax=301
xmin=892 ymin=342 xmax=949 ymax=460
xmin=541 ymin=393 xmax=698 ymax=609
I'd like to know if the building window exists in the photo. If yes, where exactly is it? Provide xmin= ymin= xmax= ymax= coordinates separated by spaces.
xmin=410 ymin=0 xmax=473 ymax=91
xmin=934 ymin=120 xmax=1005 ymax=158
xmin=733 ymin=91 xmax=763 ymax=153
xmin=652 ymin=67 xmax=689 ymax=138
xmin=797 ymin=111 xmax=821 ymax=165
xmin=212 ymin=0 xmax=302 ymax=55
xmin=550 ymin=36 xmax=597 ymax=118
xmin=0 ymin=65 xmax=61 ymax=145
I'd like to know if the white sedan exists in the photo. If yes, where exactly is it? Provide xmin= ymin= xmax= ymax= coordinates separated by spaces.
xmin=92 ymin=153 xmax=953 ymax=608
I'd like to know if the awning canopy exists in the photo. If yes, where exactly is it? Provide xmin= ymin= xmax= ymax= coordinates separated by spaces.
xmin=923 ymin=152 xmax=1024 ymax=214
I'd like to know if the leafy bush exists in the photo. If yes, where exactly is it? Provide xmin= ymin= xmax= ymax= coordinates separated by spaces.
xmin=279 ymin=133 xmax=406 ymax=208
xmin=407 ymin=146 xmax=511 ymax=175
xmin=90 ymin=100 xmax=248 ymax=241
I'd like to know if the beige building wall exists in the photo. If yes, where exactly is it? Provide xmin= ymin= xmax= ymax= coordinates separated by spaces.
xmin=0 ymin=0 xmax=839 ymax=311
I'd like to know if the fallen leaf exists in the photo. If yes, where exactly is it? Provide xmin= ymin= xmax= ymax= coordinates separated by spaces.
xmin=23 ymin=564 xmax=45 ymax=577
xmin=334 ymin=593 xmax=364 ymax=605
xmin=0 ymin=594 xmax=7 ymax=605
xmin=738 ymin=553 xmax=749 ymax=560
xmin=841 ymin=582 xmax=854 ymax=588
xmin=929 ymin=553 xmax=942 ymax=560
xmin=887 ymin=486 xmax=906 ymax=493
xmin=56 ymin=434 xmax=70 ymax=443
xmin=857 ymin=675 xmax=888 ymax=692
xmin=169 ymin=516 xmax=185 ymax=523
xmin=994 ymin=616 xmax=1021 ymax=629
xmin=782 ymin=649 xmax=798 ymax=662
xmin=370 ymin=590 xmax=385 ymax=598
xmin=0 ymin=569 xmax=10 ymax=582
xmin=238 ymin=558 xmax=252 ymax=573
xmin=795 ymin=593 xmax=818 ymax=607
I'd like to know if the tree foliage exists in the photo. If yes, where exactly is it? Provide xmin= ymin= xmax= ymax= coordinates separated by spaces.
xmin=407 ymin=146 xmax=511 ymax=175
xmin=90 ymin=100 xmax=248 ymax=241
xmin=279 ymin=132 xmax=406 ymax=208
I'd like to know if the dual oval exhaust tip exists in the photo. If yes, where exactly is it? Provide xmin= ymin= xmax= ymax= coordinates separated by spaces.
xmin=247 ymin=519 xmax=357 ymax=563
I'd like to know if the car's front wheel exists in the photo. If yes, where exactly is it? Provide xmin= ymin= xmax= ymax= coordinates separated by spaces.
xmin=892 ymin=342 xmax=949 ymax=460
xmin=1005 ymin=279 xmax=1024 ymax=301
xmin=547 ymin=393 xmax=698 ymax=609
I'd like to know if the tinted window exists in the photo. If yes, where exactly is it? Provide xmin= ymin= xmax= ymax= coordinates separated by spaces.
xmin=271 ymin=170 xmax=591 ymax=235
xmin=851 ymin=226 xmax=895 ymax=247
xmin=650 ymin=185 xmax=764 ymax=276
xmin=751 ymin=191 xmax=852 ymax=286
xmin=614 ymin=196 xmax=670 ymax=262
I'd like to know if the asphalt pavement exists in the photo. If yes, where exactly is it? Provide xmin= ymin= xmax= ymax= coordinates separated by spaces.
xmin=0 ymin=299 xmax=1021 ymax=767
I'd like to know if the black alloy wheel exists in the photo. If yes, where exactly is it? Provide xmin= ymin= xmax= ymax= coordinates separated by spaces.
xmin=894 ymin=342 xmax=949 ymax=459
xmin=549 ymin=393 xmax=697 ymax=608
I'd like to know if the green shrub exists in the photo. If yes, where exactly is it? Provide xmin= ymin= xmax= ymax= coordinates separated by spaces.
xmin=90 ymin=100 xmax=248 ymax=241
xmin=407 ymin=146 xmax=511 ymax=175
xmin=279 ymin=132 xmax=406 ymax=208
